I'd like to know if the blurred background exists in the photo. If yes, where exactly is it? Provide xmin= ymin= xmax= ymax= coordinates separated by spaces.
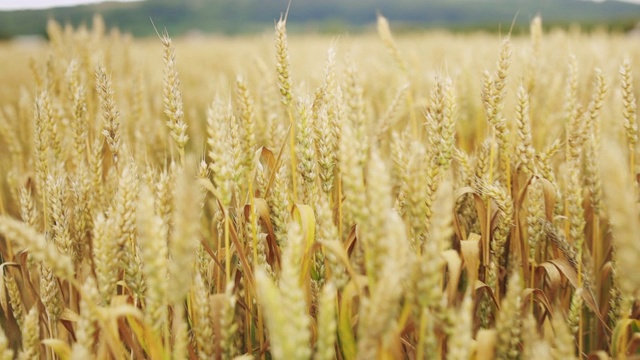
xmin=1 ymin=0 xmax=640 ymax=39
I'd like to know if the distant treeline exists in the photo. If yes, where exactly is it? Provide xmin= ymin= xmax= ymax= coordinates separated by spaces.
xmin=1 ymin=0 xmax=640 ymax=39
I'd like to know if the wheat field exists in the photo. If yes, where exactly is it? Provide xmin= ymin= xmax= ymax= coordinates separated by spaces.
xmin=0 ymin=14 xmax=638 ymax=359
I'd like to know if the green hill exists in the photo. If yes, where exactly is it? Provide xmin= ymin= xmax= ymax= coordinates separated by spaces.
xmin=1 ymin=0 xmax=640 ymax=38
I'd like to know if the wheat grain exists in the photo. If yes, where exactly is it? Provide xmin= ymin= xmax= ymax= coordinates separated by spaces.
xmin=95 ymin=64 xmax=121 ymax=164
xmin=4 ymin=272 xmax=23 ymax=329
xmin=160 ymin=31 xmax=189 ymax=160
xmin=0 ymin=216 xmax=73 ymax=279
xmin=18 ymin=306 xmax=39 ymax=360
xmin=137 ymin=184 xmax=169 ymax=332
xmin=1 ymin=14 xmax=639 ymax=360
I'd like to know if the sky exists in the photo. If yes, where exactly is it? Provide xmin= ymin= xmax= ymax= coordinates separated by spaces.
xmin=1 ymin=0 xmax=640 ymax=11
xmin=0 ymin=0 xmax=141 ymax=10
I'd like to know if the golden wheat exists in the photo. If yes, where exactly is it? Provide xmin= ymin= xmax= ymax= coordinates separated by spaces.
xmin=0 ymin=13 xmax=639 ymax=360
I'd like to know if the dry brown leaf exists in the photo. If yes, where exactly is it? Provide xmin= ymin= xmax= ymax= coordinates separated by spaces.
xmin=539 ymin=177 xmax=556 ymax=221
xmin=263 ymin=126 xmax=291 ymax=200
xmin=547 ymin=258 xmax=606 ymax=329
xmin=600 ymin=261 xmax=613 ymax=284
xmin=475 ymin=329 xmax=497 ymax=360
xmin=472 ymin=192 xmax=490 ymax=264
xmin=292 ymin=203 xmax=316 ymax=285
xmin=15 ymin=251 xmax=38 ymax=307
xmin=522 ymin=288 xmax=552 ymax=318
xmin=344 ymin=225 xmax=358 ymax=256
xmin=442 ymin=249 xmax=462 ymax=303
xmin=535 ymin=262 xmax=563 ymax=302
xmin=475 ymin=280 xmax=499 ymax=309
xmin=515 ymin=173 xmax=535 ymax=206
xmin=60 ymin=307 xmax=80 ymax=322
xmin=245 ymin=198 xmax=279 ymax=269
xmin=259 ymin=146 xmax=277 ymax=175
xmin=461 ymin=234 xmax=481 ymax=288
xmin=454 ymin=186 xmax=475 ymax=200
